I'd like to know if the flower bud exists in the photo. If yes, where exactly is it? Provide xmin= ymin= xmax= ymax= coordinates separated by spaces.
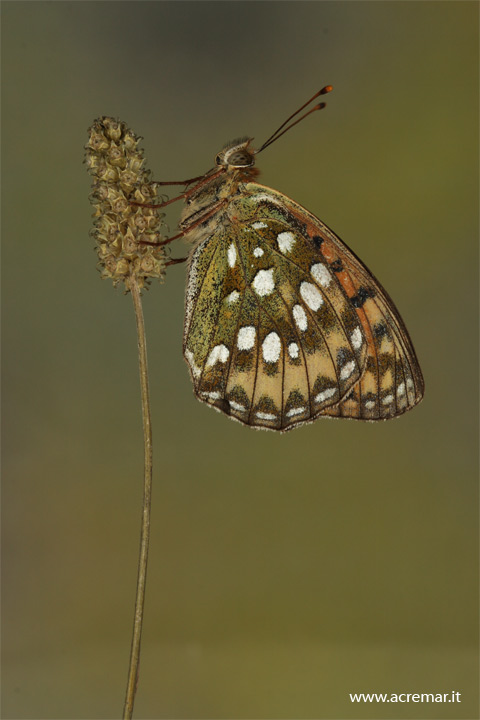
xmin=85 ymin=117 xmax=167 ymax=289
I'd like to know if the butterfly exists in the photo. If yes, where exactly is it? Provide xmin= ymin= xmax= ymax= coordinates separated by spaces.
xmin=163 ymin=86 xmax=424 ymax=431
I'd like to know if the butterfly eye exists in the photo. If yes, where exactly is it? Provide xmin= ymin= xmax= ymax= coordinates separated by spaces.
xmin=215 ymin=154 xmax=223 ymax=165
xmin=226 ymin=150 xmax=254 ymax=167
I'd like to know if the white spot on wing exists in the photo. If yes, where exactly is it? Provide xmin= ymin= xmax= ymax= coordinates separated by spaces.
xmin=237 ymin=326 xmax=256 ymax=350
xmin=256 ymin=411 xmax=277 ymax=421
xmin=311 ymin=263 xmax=331 ymax=288
xmin=339 ymin=360 xmax=356 ymax=380
xmin=315 ymin=387 xmax=337 ymax=403
xmin=350 ymin=327 xmax=363 ymax=350
xmin=397 ymin=383 xmax=406 ymax=396
xmin=300 ymin=281 xmax=324 ymax=311
xmin=253 ymin=247 xmax=264 ymax=257
xmin=252 ymin=221 xmax=268 ymax=229
xmin=226 ymin=290 xmax=240 ymax=304
xmin=288 ymin=342 xmax=299 ymax=359
xmin=250 ymin=192 xmax=283 ymax=207
xmin=286 ymin=406 xmax=306 ymax=417
xmin=277 ymin=231 xmax=295 ymax=254
xmin=292 ymin=304 xmax=307 ymax=332
xmin=202 ymin=391 xmax=222 ymax=400
xmin=262 ymin=332 xmax=281 ymax=363
xmin=185 ymin=349 xmax=201 ymax=379
xmin=229 ymin=400 xmax=246 ymax=412
xmin=365 ymin=399 xmax=376 ymax=409
xmin=382 ymin=394 xmax=394 ymax=405
xmin=206 ymin=344 xmax=230 ymax=367
xmin=227 ymin=243 xmax=236 ymax=268
xmin=252 ymin=268 xmax=275 ymax=296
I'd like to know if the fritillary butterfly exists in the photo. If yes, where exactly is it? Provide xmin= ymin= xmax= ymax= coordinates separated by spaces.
xmin=166 ymin=86 xmax=424 ymax=431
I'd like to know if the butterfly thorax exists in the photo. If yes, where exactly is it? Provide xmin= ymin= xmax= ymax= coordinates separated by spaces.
xmin=179 ymin=138 xmax=259 ymax=246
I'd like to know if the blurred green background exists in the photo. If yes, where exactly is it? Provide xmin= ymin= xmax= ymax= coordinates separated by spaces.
xmin=2 ymin=2 xmax=478 ymax=718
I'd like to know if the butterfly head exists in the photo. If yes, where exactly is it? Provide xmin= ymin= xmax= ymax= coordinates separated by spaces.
xmin=211 ymin=85 xmax=335 ymax=178
xmin=215 ymin=137 xmax=256 ymax=171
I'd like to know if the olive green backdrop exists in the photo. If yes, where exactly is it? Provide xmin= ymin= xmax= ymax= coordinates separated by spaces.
xmin=2 ymin=1 xmax=478 ymax=718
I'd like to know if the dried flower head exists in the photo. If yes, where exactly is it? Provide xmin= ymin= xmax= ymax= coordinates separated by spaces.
xmin=85 ymin=117 xmax=167 ymax=290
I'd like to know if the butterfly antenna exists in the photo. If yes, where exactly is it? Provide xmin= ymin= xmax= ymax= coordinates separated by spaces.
xmin=257 ymin=85 xmax=333 ymax=154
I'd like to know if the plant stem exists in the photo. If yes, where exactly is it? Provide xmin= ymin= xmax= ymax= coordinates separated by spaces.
xmin=123 ymin=276 xmax=153 ymax=719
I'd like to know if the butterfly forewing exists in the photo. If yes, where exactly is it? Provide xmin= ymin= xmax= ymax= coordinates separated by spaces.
xmin=262 ymin=185 xmax=425 ymax=421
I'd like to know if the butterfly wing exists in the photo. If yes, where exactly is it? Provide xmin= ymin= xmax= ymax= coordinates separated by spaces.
xmin=242 ymin=183 xmax=425 ymax=422
xmin=184 ymin=180 xmax=423 ymax=431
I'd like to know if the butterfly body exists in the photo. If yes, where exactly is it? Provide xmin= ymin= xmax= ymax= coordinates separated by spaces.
xmin=181 ymin=138 xmax=424 ymax=431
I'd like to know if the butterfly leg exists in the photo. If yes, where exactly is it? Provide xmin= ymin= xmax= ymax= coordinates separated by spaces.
xmin=131 ymin=168 xmax=225 ymax=211
xmin=140 ymin=199 xmax=229 ymax=249
xmin=166 ymin=257 xmax=188 ymax=266
xmin=154 ymin=175 xmax=205 ymax=186
xmin=130 ymin=192 xmax=187 ymax=210
xmin=140 ymin=230 xmax=184 ymax=247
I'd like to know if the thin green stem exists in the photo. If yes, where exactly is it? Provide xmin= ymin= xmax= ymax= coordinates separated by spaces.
xmin=123 ymin=276 xmax=153 ymax=719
